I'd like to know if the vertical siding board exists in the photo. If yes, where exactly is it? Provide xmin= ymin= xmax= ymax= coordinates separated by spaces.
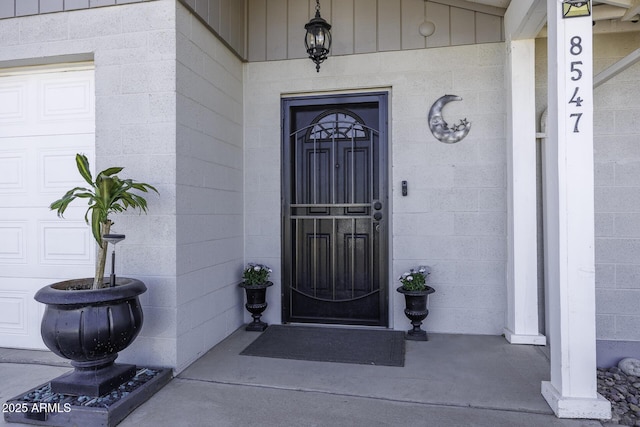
xmin=377 ymin=0 xmax=400 ymax=52
xmin=219 ymin=0 xmax=230 ymax=42
xmin=42 ymin=0 xmax=64 ymax=13
xmin=247 ymin=0 xmax=267 ymax=61
xmin=244 ymin=0 xmax=506 ymax=62
xmin=90 ymin=0 xmax=116 ymax=7
xmin=240 ymin=0 xmax=248 ymax=59
xmin=425 ymin=2 xmax=450 ymax=48
xmin=0 ymin=1 xmax=15 ymax=18
xmin=16 ymin=0 xmax=39 ymax=16
xmin=208 ymin=0 xmax=220 ymax=33
xmin=401 ymin=0 xmax=424 ymax=50
xmin=354 ymin=0 xmax=376 ymax=54
xmin=229 ymin=0 xmax=244 ymax=58
xmin=331 ymin=0 xmax=354 ymax=56
xmin=244 ymin=0 xmax=249 ymax=59
xmin=475 ymin=12 xmax=502 ymax=43
xmin=288 ymin=0 xmax=308 ymax=59
xmin=65 ymin=0 xmax=90 ymax=10
xmin=195 ymin=0 xmax=208 ymax=22
xmin=450 ymin=7 xmax=475 ymax=46
xmin=266 ymin=0 xmax=287 ymax=60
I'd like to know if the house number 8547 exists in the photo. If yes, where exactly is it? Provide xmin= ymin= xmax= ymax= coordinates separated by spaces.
xmin=568 ymin=36 xmax=584 ymax=133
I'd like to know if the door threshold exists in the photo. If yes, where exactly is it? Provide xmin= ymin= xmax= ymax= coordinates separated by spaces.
xmin=285 ymin=322 xmax=391 ymax=331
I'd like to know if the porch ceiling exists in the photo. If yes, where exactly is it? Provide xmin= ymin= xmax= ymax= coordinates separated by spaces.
xmin=471 ymin=0 xmax=640 ymax=22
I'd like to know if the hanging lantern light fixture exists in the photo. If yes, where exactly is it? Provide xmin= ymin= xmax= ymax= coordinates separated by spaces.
xmin=304 ymin=0 xmax=332 ymax=72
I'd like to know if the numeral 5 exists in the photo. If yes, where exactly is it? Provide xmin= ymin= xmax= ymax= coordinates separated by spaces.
xmin=570 ymin=61 xmax=582 ymax=81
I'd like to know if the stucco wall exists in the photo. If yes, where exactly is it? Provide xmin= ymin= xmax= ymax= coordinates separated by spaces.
xmin=175 ymin=2 xmax=245 ymax=372
xmin=536 ymin=32 xmax=640 ymax=348
xmin=244 ymin=44 xmax=507 ymax=334
xmin=0 ymin=1 xmax=179 ymax=368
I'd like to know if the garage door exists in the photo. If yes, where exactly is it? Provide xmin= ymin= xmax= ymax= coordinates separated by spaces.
xmin=0 ymin=66 xmax=95 ymax=349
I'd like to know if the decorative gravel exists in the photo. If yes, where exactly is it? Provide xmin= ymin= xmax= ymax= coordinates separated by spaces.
xmin=12 ymin=368 xmax=161 ymax=408
xmin=598 ymin=366 xmax=640 ymax=426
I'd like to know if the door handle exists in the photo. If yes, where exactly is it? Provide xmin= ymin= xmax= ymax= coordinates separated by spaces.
xmin=373 ymin=201 xmax=382 ymax=210
xmin=373 ymin=212 xmax=382 ymax=221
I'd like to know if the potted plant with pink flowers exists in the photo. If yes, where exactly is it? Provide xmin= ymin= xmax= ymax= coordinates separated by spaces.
xmin=396 ymin=266 xmax=435 ymax=341
xmin=239 ymin=263 xmax=273 ymax=331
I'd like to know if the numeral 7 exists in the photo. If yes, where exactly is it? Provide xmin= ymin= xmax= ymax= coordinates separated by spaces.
xmin=570 ymin=113 xmax=582 ymax=133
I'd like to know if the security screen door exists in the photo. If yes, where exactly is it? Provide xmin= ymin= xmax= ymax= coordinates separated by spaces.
xmin=282 ymin=93 xmax=388 ymax=326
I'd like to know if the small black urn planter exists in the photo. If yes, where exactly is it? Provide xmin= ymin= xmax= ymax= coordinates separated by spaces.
xmin=397 ymin=286 xmax=435 ymax=341
xmin=34 ymin=277 xmax=146 ymax=397
xmin=239 ymin=281 xmax=273 ymax=331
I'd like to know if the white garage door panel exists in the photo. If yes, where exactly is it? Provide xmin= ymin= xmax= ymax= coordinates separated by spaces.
xmin=0 ymin=213 xmax=94 ymax=269
xmin=40 ymin=77 xmax=93 ymax=122
xmin=42 ymin=151 xmax=91 ymax=189
xmin=0 ymin=69 xmax=94 ymax=137
xmin=0 ymin=222 xmax=26 ymax=261
xmin=0 ymin=153 xmax=25 ymax=191
xmin=41 ymin=220 xmax=94 ymax=264
xmin=0 ymin=67 xmax=95 ymax=350
xmin=0 ymin=292 xmax=27 ymax=334
xmin=0 ymin=135 xmax=95 ymax=206
xmin=0 ymin=82 xmax=27 ymax=123
xmin=0 ymin=292 xmax=28 ymax=332
xmin=0 ymin=280 xmax=47 ymax=349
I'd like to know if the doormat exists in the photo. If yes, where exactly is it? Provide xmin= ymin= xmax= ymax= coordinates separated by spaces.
xmin=240 ymin=325 xmax=405 ymax=367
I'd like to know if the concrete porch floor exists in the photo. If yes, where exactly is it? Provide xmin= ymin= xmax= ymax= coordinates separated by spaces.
xmin=1 ymin=328 xmax=613 ymax=426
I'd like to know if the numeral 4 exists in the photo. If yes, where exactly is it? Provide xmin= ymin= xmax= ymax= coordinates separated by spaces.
xmin=569 ymin=87 xmax=583 ymax=107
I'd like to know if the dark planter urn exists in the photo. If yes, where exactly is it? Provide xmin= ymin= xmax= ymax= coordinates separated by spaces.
xmin=396 ymin=286 xmax=435 ymax=341
xmin=239 ymin=281 xmax=273 ymax=332
xmin=34 ymin=277 xmax=146 ymax=397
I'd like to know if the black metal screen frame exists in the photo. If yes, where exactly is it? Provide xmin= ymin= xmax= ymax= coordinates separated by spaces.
xmin=281 ymin=92 xmax=389 ymax=326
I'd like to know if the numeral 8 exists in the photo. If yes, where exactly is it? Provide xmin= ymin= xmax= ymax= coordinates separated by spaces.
xmin=570 ymin=36 xmax=582 ymax=56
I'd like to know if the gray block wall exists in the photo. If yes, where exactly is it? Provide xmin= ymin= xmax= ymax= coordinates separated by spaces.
xmin=537 ymin=32 xmax=640 ymax=357
xmin=0 ymin=0 xmax=247 ymax=373
xmin=0 ymin=0 xmax=179 ymax=369
xmin=593 ymin=32 xmax=640 ymax=346
xmin=175 ymin=2 xmax=245 ymax=372
xmin=244 ymin=43 xmax=508 ymax=335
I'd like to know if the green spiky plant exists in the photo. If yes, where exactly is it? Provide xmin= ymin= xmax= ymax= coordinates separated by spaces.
xmin=50 ymin=153 xmax=158 ymax=290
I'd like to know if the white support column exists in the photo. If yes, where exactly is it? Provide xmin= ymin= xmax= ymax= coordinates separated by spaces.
xmin=504 ymin=38 xmax=545 ymax=346
xmin=541 ymin=0 xmax=611 ymax=419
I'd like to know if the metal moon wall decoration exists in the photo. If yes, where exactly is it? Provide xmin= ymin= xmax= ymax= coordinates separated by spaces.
xmin=428 ymin=95 xmax=471 ymax=144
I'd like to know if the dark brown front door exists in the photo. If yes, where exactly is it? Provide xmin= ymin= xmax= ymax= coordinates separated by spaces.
xmin=282 ymin=93 xmax=388 ymax=326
